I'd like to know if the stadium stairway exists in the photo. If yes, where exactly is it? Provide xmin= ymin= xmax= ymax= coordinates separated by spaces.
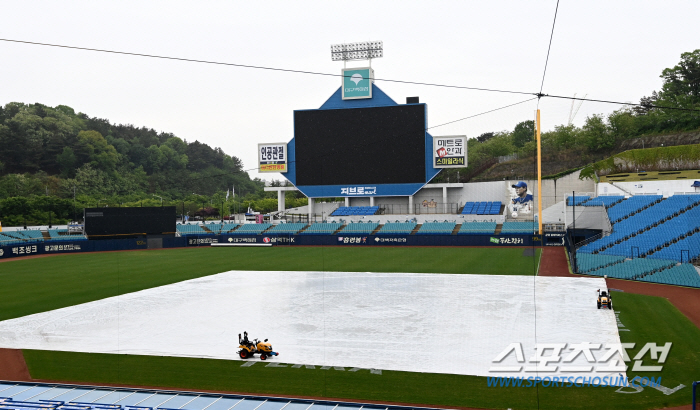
xmin=411 ymin=224 xmax=422 ymax=235
xmin=495 ymin=224 xmax=503 ymax=234
xmin=451 ymin=225 xmax=460 ymax=235
xmin=332 ymin=225 xmax=345 ymax=235
xmin=201 ymin=225 xmax=214 ymax=234
xmin=41 ymin=231 xmax=51 ymax=240
xmin=371 ymin=225 xmax=383 ymax=235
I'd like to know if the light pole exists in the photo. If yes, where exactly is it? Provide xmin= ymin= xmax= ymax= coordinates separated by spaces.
xmin=153 ymin=194 xmax=164 ymax=206
xmin=72 ymin=186 xmax=76 ymax=222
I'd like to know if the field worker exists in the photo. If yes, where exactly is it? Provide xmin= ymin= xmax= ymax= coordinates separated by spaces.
xmin=511 ymin=181 xmax=533 ymax=205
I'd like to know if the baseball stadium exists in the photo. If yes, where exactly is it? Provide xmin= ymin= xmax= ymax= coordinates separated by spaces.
xmin=2 ymin=33 xmax=700 ymax=410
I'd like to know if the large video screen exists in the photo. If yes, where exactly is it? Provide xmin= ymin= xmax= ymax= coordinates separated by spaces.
xmin=294 ymin=104 xmax=426 ymax=186
xmin=85 ymin=206 xmax=176 ymax=236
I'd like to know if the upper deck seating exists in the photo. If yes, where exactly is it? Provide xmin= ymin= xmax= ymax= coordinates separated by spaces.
xmin=462 ymin=201 xmax=502 ymax=215
xmin=567 ymin=195 xmax=590 ymax=206
xmin=331 ymin=206 xmax=379 ymax=216
xmin=582 ymin=195 xmax=625 ymax=207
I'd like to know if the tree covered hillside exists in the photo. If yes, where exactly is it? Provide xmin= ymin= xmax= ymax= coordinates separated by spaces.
xmin=435 ymin=49 xmax=700 ymax=182
xmin=0 ymin=103 xmax=309 ymax=226
xmin=0 ymin=102 xmax=261 ymax=199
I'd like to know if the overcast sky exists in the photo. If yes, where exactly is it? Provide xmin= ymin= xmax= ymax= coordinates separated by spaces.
xmin=2 ymin=1 xmax=699 ymax=181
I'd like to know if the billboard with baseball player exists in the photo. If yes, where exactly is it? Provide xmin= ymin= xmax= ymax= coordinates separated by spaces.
xmin=509 ymin=181 xmax=534 ymax=216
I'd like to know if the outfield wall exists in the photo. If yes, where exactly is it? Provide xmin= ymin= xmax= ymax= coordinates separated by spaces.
xmin=177 ymin=233 xmax=559 ymax=247
xmin=0 ymin=233 xmax=565 ymax=260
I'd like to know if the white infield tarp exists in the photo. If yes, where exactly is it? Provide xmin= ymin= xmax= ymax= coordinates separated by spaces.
xmin=0 ymin=271 xmax=624 ymax=378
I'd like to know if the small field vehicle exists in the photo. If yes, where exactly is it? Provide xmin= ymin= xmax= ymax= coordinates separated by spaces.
xmin=238 ymin=331 xmax=279 ymax=360
xmin=597 ymin=289 xmax=613 ymax=310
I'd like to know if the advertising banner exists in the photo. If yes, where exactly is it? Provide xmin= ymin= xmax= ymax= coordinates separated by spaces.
xmin=341 ymin=67 xmax=373 ymax=100
xmin=433 ymin=136 xmax=467 ymax=168
xmin=258 ymin=143 xmax=288 ymax=173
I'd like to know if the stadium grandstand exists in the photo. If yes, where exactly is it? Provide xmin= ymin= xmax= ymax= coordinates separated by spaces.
xmin=461 ymin=201 xmax=502 ymax=215
xmin=574 ymin=191 xmax=700 ymax=287
xmin=331 ymin=206 xmax=379 ymax=216
xmin=300 ymin=221 xmax=343 ymax=235
xmin=339 ymin=221 xmax=380 ymax=234
xmin=0 ymin=228 xmax=88 ymax=246
xmin=375 ymin=221 xmax=417 ymax=235
xmin=457 ymin=221 xmax=498 ymax=235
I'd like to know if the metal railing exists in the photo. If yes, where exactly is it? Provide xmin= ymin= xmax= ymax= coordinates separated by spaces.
xmin=378 ymin=203 xmax=462 ymax=215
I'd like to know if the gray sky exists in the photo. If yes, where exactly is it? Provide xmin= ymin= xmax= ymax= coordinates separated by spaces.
xmin=2 ymin=1 xmax=699 ymax=181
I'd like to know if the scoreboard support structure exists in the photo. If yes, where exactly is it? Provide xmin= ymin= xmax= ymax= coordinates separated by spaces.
xmin=264 ymin=186 xmax=298 ymax=213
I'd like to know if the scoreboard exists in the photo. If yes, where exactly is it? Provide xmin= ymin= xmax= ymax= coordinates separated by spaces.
xmin=294 ymin=104 xmax=427 ymax=186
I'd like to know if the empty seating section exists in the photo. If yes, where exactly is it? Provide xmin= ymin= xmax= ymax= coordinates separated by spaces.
xmin=0 ymin=231 xmax=41 ymax=245
xmin=1 ymin=229 xmax=89 ymax=244
xmin=584 ymin=258 xmax=676 ymax=280
xmin=340 ymin=221 xmax=380 ymax=234
xmin=203 ymin=222 xmax=241 ymax=234
xmin=19 ymin=230 xmax=45 ymax=240
xmin=301 ymin=222 xmax=342 ymax=234
xmin=376 ymin=221 xmax=416 ymax=235
xmin=607 ymin=195 xmax=661 ymax=223
xmin=462 ymin=201 xmax=501 ymax=215
xmin=416 ymin=221 xmax=456 ymax=235
xmin=47 ymin=229 xmax=87 ymax=241
xmin=266 ymin=223 xmax=307 ymax=234
xmin=602 ymin=206 xmax=700 ymax=257
xmin=567 ymin=195 xmax=590 ymax=206
xmin=583 ymin=195 xmax=624 ymax=207
xmin=176 ymin=224 xmax=208 ymax=235
xmin=500 ymin=221 xmax=536 ymax=234
xmin=199 ymin=222 xmax=223 ymax=234
xmin=576 ymin=253 xmax=626 ymax=273
xmin=220 ymin=223 xmax=240 ymax=233
xmin=649 ymin=230 xmax=700 ymax=261
xmin=332 ymin=206 xmax=378 ymax=216
xmin=230 ymin=223 xmax=272 ymax=235
xmin=639 ymin=264 xmax=700 ymax=288
xmin=580 ymin=195 xmax=700 ymax=256
xmin=457 ymin=221 xmax=497 ymax=235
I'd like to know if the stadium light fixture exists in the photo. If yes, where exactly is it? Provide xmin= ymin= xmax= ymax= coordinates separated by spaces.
xmin=331 ymin=41 xmax=383 ymax=62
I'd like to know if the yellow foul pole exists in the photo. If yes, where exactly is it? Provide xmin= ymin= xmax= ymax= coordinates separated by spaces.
xmin=537 ymin=109 xmax=543 ymax=235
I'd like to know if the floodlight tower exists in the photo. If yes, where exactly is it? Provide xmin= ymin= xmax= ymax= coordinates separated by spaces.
xmin=331 ymin=41 xmax=383 ymax=101
xmin=331 ymin=41 xmax=383 ymax=68
xmin=568 ymin=93 xmax=587 ymax=126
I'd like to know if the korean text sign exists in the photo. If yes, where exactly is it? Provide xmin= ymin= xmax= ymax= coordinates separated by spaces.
xmin=258 ymin=143 xmax=288 ymax=173
xmin=433 ymin=135 xmax=467 ymax=168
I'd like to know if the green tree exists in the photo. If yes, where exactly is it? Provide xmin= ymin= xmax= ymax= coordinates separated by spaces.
xmin=512 ymin=120 xmax=534 ymax=148
xmin=607 ymin=108 xmax=638 ymax=139
xmin=658 ymin=49 xmax=700 ymax=104
xmin=582 ymin=115 xmax=615 ymax=151
xmin=56 ymin=147 xmax=77 ymax=178
xmin=75 ymin=130 xmax=119 ymax=171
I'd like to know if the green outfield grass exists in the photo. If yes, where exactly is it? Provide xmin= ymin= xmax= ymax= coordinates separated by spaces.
xmin=0 ymin=246 xmax=540 ymax=321
xmin=22 ymin=292 xmax=700 ymax=410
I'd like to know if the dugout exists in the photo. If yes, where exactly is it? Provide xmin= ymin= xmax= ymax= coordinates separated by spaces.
xmin=84 ymin=206 xmax=176 ymax=245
